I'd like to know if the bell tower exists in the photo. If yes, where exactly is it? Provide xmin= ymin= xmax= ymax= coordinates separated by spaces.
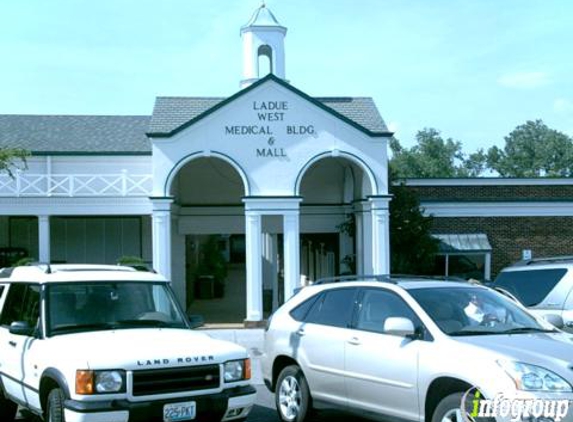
xmin=240 ymin=3 xmax=287 ymax=88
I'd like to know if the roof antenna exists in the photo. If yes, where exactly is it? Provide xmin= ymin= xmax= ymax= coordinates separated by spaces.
xmin=261 ymin=1 xmax=266 ymax=7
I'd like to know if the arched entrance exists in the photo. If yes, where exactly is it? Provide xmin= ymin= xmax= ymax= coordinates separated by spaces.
xmin=169 ymin=156 xmax=248 ymax=323
xmin=297 ymin=156 xmax=376 ymax=281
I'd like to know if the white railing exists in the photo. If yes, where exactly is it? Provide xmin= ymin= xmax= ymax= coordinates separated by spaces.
xmin=0 ymin=171 xmax=153 ymax=197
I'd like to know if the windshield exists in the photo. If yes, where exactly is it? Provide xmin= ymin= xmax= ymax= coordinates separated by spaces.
xmin=409 ymin=286 xmax=552 ymax=336
xmin=46 ymin=282 xmax=188 ymax=335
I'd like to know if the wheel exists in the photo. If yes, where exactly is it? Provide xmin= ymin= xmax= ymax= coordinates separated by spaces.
xmin=0 ymin=388 xmax=17 ymax=421
xmin=275 ymin=365 xmax=312 ymax=422
xmin=46 ymin=388 xmax=65 ymax=422
xmin=432 ymin=392 xmax=465 ymax=422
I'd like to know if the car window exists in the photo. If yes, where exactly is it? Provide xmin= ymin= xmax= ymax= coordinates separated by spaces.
xmin=305 ymin=288 xmax=358 ymax=328
xmin=494 ymin=268 xmax=567 ymax=307
xmin=0 ymin=283 xmax=41 ymax=329
xmin=410 ymin=286 xmax=544 ymax=336
xmin=290 ymin=294 xmax=320 ymax=322
xmin=355 ymin=289 xmax=419 ymax=334
xmin=46 ymin=282 xmax=187 ymax=335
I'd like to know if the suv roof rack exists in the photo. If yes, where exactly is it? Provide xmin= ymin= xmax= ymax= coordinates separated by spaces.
xmin=313 ymin=274 xmax=468 ymax=285
xmin=313 ymin=274 xmax=395 ymax=285
xmin=512 ymin=256 xmax=573 ymax=267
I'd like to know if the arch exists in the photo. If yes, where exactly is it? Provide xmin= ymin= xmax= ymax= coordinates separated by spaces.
xmin=163 ymin=150 xmax=251 ymax=197
xmin=294 ymin=150 xmax=379 ymax=196
xmin=258 ymin=44 xmax=273 ymax=77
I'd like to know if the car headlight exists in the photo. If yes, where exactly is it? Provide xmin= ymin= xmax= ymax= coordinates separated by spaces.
xmin=498 ymin=360 xmax=572 ymax=392
xmin=76 ymin=370 xmax=125 ymax=394
xmin=223 ymin=359 xmax=251 ymax=383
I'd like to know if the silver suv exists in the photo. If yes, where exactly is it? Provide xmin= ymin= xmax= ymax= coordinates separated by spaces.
xmin=493 ymin=256 xmax=573 ymax=332
xmin=262 ymin=276 xmax=573 ymax=422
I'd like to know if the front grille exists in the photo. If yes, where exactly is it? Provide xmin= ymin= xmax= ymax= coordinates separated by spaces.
xmin=132 ymin=365 xmax=220 ymax=396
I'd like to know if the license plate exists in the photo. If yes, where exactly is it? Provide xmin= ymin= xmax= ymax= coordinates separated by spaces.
xmin=163 ymin=401 xmax=196 ymax=422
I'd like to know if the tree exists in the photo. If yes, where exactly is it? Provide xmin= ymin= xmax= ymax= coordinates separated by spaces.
xmin=0 ymin=147 xmax=28 ymax=178
xmin=390 ymin=180 xmax=439 ymax=274
xmin=390 ymin=128 xmax=486 ymax=178
xmin=487 ymin=119 xmax=573 ymax=177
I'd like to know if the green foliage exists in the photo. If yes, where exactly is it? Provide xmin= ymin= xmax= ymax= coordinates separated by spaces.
xmin=390 ymin=182 xmax=439 ymax=274
xmin=486 ymin=120 xmax=573 ymax=177
xmin=0 ymin=147 xmax=29 ymax=178
xmin=117 ymin=255 xmax=145 ymax=265
xmin=390 ymin=128 xmax=486 ymax=178
xmin=196 ymin=236 xmax=228 ymax=282
xmin=117 ymin=256 xmax=151 ymax=272
xmin=14 ymin=257 xmax=35 ymax=267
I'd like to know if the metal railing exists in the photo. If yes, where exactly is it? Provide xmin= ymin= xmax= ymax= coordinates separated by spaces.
xmin=0 ymin=171 xmax=153 ymax=197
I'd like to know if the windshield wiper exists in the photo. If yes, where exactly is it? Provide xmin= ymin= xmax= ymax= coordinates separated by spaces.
xmin=50 ymin=322 xmax=116 ymax=334
xmin=114 ymin=319 xmax=175 ymax=328
xmin=448 ymin=329 xmax=497 ymax=336
xmin=499 ymin=327 xmax=558 ymax=335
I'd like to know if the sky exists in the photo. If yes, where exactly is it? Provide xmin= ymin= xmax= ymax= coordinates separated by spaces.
xmin=0 ymin=0 xmax=572 ymax=153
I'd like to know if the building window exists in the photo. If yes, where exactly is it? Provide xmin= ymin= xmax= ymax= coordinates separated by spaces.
xmin=432 ymin=234 xmax=492 ymax=281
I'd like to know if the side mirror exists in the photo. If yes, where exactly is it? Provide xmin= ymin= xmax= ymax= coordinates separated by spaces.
xmin=9 ymin=321 xmax=35 ymax=337
xmin=187 ymin=314 xmax=205 ymax=329
xmin=543 ymin=314 xmax=564 ymax=329
xmin=384 ymin=317 xmax=416 ymax=337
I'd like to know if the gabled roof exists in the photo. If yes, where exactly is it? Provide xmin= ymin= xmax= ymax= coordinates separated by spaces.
xmin=147 ymin=74 xmax=392 ymax=138
xmin=0 ymin=115 xmax=151 ymax=155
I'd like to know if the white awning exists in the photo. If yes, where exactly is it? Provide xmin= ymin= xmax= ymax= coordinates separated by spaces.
xmin=434 ymin=233 xmax=492 ymax=253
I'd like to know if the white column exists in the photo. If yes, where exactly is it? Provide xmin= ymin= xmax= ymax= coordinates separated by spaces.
xmin=38 ymin=215 xmax=51 ymax=263
xmin=354 ymin=210 xmax=364 ymax=274
xmin=369 ymin=196 xmax=392 ymax=275
xmin=283 ymin=211 xmax=300 ymax=300
xmin=245 ymin=211 xmax=263 ymax=322
xmin=170 ymin=212 xmax=186 ymax=307
xmin=151 ymin=198 xmax=173 ymax=280
xmin=354 ymin=201 xmax=373 ymax=274
xmin=270 ymin=234 xmax=279 ymax=311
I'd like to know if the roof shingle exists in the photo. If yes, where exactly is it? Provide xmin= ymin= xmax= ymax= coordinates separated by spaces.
xmin=0 ymin=115 xmax=151 ymax=154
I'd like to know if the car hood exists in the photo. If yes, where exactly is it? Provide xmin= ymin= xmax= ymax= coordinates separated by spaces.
xmin=42 ymin=328 xmax=247 ymax=370
xmin=455 ymin=331 xmax=573 ymax=373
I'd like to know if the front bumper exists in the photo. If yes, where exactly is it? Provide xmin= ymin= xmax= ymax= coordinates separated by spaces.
xmin=62 ymin=385 xmax=256 ymax=422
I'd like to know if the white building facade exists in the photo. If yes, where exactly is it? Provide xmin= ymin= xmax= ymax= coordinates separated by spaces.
xmin=0 ymin=5 xmax=392 ymax=324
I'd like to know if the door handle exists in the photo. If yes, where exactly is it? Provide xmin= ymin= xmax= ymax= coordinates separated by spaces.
xmin=296 ymin=328 xmax=305 ymax=337
xmin=8 ymin=341 xmax=16 ymax=347
xmin=347 ymin=337 xmax=361 ymax=346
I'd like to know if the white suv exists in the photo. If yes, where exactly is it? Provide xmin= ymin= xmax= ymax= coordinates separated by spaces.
xmin=263 ymin=276 xmax=573 ymax=422
xmin=0 ymin=264 xmax=255 ymax=422
xmin=493 ymin=257 xmax=573 ymax=332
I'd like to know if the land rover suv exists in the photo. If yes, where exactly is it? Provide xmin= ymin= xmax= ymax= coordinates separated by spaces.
xmin=0 ymin=264 xmax=255 ymax=422
xmin=263 ymin=275 xmax=573 ymax=422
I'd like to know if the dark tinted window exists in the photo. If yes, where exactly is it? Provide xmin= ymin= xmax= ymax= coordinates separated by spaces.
xmin=306 ymin=288 xmax=358 ymax=328
xmin=0 ymin=284 xmax=41 ymax=328
xmin=494 ymin=269 xmax=567 ymax=306
xmin=290 ymin=295 xmax=320 ymax=322
xmin=356 ymin=289 xmax=419 ymax=334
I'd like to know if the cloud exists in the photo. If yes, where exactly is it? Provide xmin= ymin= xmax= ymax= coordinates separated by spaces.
xmin=554 ymin=98 xmax=573 ymax=114
xmin=497 ymin=71 xmax=550 ymax=89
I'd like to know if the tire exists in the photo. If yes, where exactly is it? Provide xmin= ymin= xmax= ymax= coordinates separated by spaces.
xmin=0 ymin=388 xmax=17 ymax=421
xmin=275 ymin=365 xmax=312 ymax=422
xmin=432 ymin=392 xmax=465 ymax=422
xmin=46 ymin=388 xmax=65 ymax=422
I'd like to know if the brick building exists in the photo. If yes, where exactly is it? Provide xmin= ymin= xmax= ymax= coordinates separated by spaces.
xmin=403 ymin=178 xmax=573 ymax=281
